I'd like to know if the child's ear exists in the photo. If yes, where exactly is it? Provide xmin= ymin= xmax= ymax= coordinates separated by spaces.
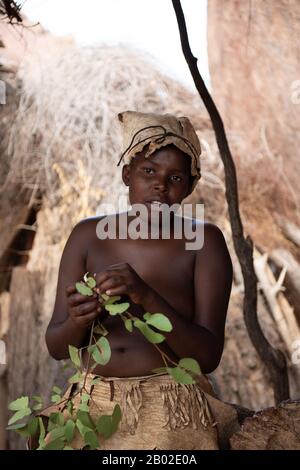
xmin=122 ymin=164 xmax=130 ymax=186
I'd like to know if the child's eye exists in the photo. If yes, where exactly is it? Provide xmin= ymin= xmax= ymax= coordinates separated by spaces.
xmin=143 ymin=168 xmax=155 ymax=174
xmin=170 ymin=175 xmax=182 ymax=182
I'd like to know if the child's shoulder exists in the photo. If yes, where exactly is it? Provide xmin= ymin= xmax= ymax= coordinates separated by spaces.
xmin=191 ymin=219 xmax=228 ymax=254
xmin=72 ymin=215 xmax=102 ymax=231
xmin=70 ymin=214 xmax=120 ymax=240
xmin=190 ymin=219 xmax=225 ymax=237
xmin=68 ymin=215 xmax=108 ymax=240
xmin=202 ymin=221 xmax=225 ymax=238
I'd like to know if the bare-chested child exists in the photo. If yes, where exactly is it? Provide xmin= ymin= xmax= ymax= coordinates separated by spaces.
xmin=44 ymin=111 xmax=233 ymax=450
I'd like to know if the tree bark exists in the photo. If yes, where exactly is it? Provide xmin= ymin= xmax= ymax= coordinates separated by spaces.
xmin=230 ymin=400 xmax=300 ymax=450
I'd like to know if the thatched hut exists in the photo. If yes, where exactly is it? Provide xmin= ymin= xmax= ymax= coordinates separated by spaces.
xmin=0 ymin=3 xmax=300 ymax=448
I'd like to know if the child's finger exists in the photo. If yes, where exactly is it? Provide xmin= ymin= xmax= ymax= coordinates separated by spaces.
xmin=99 ymin=277 xmax=123 ymax=294
xmin=68 ymin=292 xmax=98 ymax=307
xmin=103 ymin=285 xmax=128 ymax=296
xmin=72 ymin=300 xmax=99 ymax=316
xmin=66 ymin=285 xmax=77 ymax=296
xmin=95 ymin=269 xmax=124 ymax=287
xmin=75 ymin=309 xmax=102 ymax=327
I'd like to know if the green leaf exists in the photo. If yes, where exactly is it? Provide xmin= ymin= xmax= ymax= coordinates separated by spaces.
xmin=84 ymin=429 xmax=99 ymax=449
xmin=96 ymin=415 xmax=113 ymax=439
xmin=76 ymin=411 xmax=94 ymax=430
xmin=101 ymin=293 xmax=110 ymax=302
xmin=75 ymin=418 xmax=96 ymax=445
xmin=16 ymin=425 xmax=31 ymax=438
xmin=32 ymin=395 xmax=43 ymax=403
xmin=86 ymin=277 xmax=96 ymax=288
xmin=93 ymin=324 xmax=108 ymax=336
xmin=146 ymin=313 xmax=173 ymax=332
xmin=105 ymin=302 xmax=129 ymax=315
xmin=179 ymin=358 xmax=201 ymax=375
xmin=49 ymin=412 xmax=64 ymax=427
xmin=87 ymin=344 xmax=96 ymax=354
xmin=111 ymin=405 xmax=122 ymax=433
xmin=134 ymin=320 xmax=165 ymax=344
xmin=75 ymin=282 xmax=93 ymax=296
xmin=103 ymin=295 xmax=121 ymax=305
xmin=81 ymin=393 xmax=90 ymax=404
xmin=75 ymin=419 xmax=86 ymax=437
xmin=79 ymin=403 xmax=89 ymax=412
xmin=90 ymin=377 xmax=102 ymax=386
xmin=43 ymin=437 xmax=65 ymax=450
xmin=143 ymin=312 xmax=152 ymax=321
xmin=8 ymin=407 xmax=31 ymax=426
xmin=49 ymin=426 xmax=66 ymax=441
xmin=8 ymin=396 xmax=29 ymax=411
xmin=151 ymin=367 xmax=167 ymax=375
xmin=32 ymin=403 xmax=43 ymax=411
xmin=52 ymin=386 xmax=62 ymax=395
xmin=38 ymin=417 xmax=46 ymax=448
xmin=47 ymin=420 xmax=56 ymax=432
xmin=28 ymin=417 xmax=39 ymax=436
xmin=63 ymin=446 xmax=74 ymax=450
xmin=51 ymin=394 xmax=61 ymax=404
xmin=92 ymin=337 xmax=111 ymax=365
xmin=124 ymin=319 xmax=133 ymax=332
xmin=67 ymin=401 xmax=74 ymax=416
xmin=92 ymin=348 xmax=102 ymax=365
xmin=68 ymin=345 xmax=81 ymax=368
xmin=6 ymin=422 xmax=27 ymax=431
xmin=166 ymin=367 xmax=195 ymax=385
xmin=68 ymin=371 xmax=83 ymax=384
xmin=64 ymin=419 xmax=75 ymax=444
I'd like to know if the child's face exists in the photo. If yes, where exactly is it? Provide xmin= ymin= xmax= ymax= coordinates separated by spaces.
xmin=122 ymin=144 xmax=193 ymax=208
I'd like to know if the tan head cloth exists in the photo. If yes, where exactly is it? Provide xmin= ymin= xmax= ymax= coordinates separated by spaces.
xmin=117 ymin=111 xmax=201 ymax=191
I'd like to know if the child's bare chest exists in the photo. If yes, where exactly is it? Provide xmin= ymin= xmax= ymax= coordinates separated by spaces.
xmin=86 ymin=237 xmax=196 ymax=319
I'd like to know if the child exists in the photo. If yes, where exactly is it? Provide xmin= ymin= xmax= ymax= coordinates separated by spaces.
xmin=42 ymin=111 xmax=235 ymax=450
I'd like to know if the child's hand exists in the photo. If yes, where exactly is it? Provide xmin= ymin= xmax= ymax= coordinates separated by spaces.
xmin=95 ymin=262 xmax=150 ymax=305
xmin=66 ymin=285 xmax=103 ymax=329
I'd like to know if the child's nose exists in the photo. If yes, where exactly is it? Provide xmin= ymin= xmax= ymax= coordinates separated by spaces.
xmin=153 ymin=182 xmax=168 ymax=193
xmin=153 ymin=177 xmax=168 ymax=192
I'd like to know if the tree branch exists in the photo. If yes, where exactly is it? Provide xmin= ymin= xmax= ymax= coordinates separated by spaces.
xmin=0 ymin=1 xmax=22 ymax=23
xmin=171 ymin=0 xmax=289 ymax=404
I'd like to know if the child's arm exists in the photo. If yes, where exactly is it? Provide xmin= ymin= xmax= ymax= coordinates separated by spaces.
xmin=45 ymin=221 xmax=103 ymax=360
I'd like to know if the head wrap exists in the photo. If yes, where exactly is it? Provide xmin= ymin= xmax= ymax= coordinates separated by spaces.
xmin=117 ymin=111 xmax=201 ymax=190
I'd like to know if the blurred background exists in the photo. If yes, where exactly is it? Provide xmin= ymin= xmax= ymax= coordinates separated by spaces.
xmin=0 ymin=0 xmax=300 ymax=449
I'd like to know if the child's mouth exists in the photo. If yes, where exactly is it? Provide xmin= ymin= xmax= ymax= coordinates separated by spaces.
xmin=150 ymin=201 xmax=162 ymax=207
xmin=147 ymin=201 xmax=165 ymax=211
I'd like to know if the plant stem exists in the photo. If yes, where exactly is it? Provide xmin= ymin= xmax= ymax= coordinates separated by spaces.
xmin=82 ymin=320 xmax=95 ymax=390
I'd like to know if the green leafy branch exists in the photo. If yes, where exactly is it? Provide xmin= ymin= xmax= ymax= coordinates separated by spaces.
xmin=7 ymin=272 xmax=202 ymax=449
